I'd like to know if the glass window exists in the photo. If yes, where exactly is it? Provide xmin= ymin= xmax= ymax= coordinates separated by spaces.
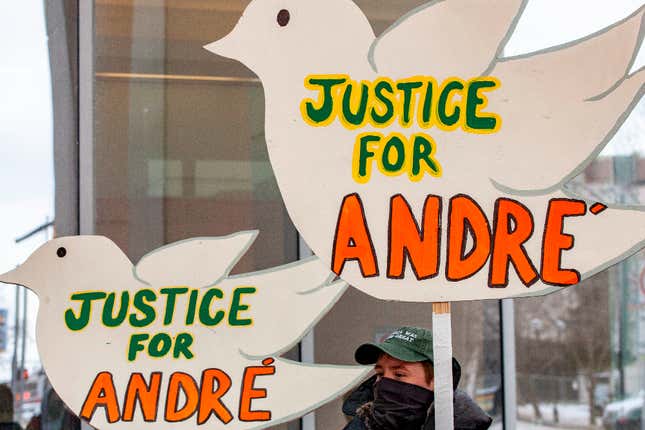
xmin=94 ymin=0 xmax=298 ymax=268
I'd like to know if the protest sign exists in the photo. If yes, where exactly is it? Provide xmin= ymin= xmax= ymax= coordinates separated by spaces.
xmin=206 ymin=0 xmax=645 ymax=303
xmin=1 ymin=1 xmax=643 ymax=428
xmin=0 ymin=234 xmax=368 ymax=429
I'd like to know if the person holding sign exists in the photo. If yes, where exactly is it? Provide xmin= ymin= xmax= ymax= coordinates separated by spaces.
xmin=341 ymin=327 xmax=491 ymax=430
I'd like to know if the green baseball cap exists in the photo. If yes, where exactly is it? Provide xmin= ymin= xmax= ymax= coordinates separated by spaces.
xmin=355 ymin=326 xmax=434 ymax=365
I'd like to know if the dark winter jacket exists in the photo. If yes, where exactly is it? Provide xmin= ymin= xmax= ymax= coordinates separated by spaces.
xmin=342 ymin=365 xmax=492 ymax=430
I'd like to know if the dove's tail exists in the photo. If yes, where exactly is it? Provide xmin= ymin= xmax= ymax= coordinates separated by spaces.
xmin=506 ymin=193 xmax=645 ymax=300
xmin=561 ymin=193 xmax=645 ymax=281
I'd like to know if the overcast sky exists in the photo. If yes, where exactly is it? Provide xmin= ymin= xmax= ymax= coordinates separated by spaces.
xmin=0 ymin=0 xmax=643 ymax=381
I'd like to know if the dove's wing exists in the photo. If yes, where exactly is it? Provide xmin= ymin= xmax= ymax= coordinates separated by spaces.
xmin=219 ymin=257 xmax=347 ymax=358
xmin=134 ymin=231 xmax=258 ymax=287
xmin=368 ymin=0 xmax=526 ymax=78
xmin=489 ymin=7 xmax=644 ymax=193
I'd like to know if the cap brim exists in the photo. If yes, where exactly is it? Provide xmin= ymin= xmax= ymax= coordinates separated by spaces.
xmin=355 ymin=342 xmax=428 ymax=365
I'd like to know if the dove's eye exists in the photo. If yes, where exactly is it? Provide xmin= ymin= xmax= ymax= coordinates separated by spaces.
xmin=56 ymin=247 xmax=67 ymax=258
xmin=277 ymin=9 xmax=290 ymax=27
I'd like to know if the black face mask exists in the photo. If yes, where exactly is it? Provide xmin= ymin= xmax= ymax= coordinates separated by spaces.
xmin=371 ymin=377 xmax=434 ymax=430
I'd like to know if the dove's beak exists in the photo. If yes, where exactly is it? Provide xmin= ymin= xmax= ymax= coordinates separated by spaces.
xmin=0 ymin=265 xmax=32 ymax=290
xmin=204 ymin=32 xmax=240 ymax=60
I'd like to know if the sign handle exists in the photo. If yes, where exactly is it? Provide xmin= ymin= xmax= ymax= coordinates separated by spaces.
xmin=432 ymin=302 xmax=454 ymax=429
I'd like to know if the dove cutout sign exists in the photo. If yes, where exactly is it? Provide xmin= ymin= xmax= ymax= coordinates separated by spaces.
xmin=205 ymin=0 xmax=645 ymax=302
xmin=0 ymin=234 xmax=370 ymax=429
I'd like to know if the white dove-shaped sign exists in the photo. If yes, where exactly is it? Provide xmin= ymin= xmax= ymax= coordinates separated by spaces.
xmin=0 ymin=233 xmax=369 ymax=429
xmin=206 ymin=0 xmax=645 ymax=302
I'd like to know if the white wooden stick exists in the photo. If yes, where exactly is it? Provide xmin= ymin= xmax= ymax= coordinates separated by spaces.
xmin=432 ymin=302 xmax=454 ymax=430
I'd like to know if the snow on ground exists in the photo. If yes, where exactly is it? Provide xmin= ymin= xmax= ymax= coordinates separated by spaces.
xmin=491 ymin=422 xmax=571 ymax=430
xmin=489 ymin=403 xmax=604 ymax=429
xmin=491 ymin=419 xmax=598 ymax=430
xmin=490 ymin=403 xmax=601 ymax=430
xmin=517 ymin=403 xmax=599 ymax=428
